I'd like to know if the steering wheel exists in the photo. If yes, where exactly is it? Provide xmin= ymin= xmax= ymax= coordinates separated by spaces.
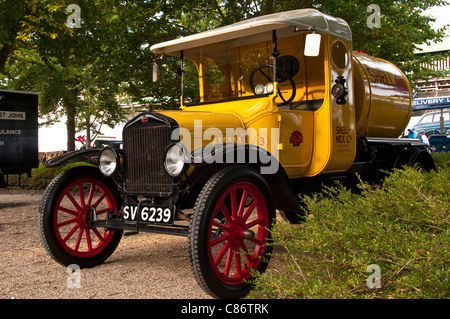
xmin=249 ymin=64 xmax=296 ymax=106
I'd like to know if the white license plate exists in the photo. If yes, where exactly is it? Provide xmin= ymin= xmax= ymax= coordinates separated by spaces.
xmin=122 ymin=204 xmax=175 ymax=225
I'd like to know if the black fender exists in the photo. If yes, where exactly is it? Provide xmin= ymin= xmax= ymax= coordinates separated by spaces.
xmin=186 ymin=143 xmax=303 ymax=214
xmin=44 ymin=149 xmax=102 ymax=168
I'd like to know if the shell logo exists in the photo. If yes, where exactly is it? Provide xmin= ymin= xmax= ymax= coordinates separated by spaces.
xmin=289 ymin=130 xmax=303 ymax=146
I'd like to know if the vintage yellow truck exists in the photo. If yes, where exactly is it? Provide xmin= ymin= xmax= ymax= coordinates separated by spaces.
xmin=39 ymin=9 xmax=434 ymax=298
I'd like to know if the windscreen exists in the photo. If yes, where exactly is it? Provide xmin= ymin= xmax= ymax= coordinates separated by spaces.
xmin=181 ymin=31 xmax=325 ymax=108
xmin=183 ymin=34 xmax=275 ymax=105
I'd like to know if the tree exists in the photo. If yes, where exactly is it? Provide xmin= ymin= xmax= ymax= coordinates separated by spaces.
xmin=163 ymin=0 xmax=449 ymax=83
xmin=1 ymin=0 xmax=189 ymax=150
xmin=313 ymin=0 xmax=450 ymax=83
xmin=0 ymin=0 xmax=68 ymax=73
xmin=2 ymin=1 xmax=448 ymax=151
xmin=1 ymin=1 xmax=140 ymax=150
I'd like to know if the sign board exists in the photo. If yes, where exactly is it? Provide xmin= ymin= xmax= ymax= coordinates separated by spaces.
xmin=413 ymin=96 xmax=450 ymax=111
xmin=0 ymin=90 xmax=39 ymax=173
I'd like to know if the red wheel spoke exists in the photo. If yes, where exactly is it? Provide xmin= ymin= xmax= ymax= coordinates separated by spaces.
xmin=230 ymin=189 xmax=237 ymax=219
xmin=92 ymin=227 xmax=105 ymax=243
xmin=66 ymin=192 xmax=81 ymax=210
xmin=74 ymin=228 xmax=83 ymax=251
xmin=242 ymin=199 xmax=257 ymax=222
xmin=92 ymin=191 xmax=107 ymax=208
xmin=214 ymin=241 xmax=230 ymax=266
xmin=86 ymin=183 xmax=95 ymax=206
xmin=57 ymin=218 xmax=77 ymax=228
xmin=57 ymin=205 xmax=78 ymax=216
xmin=244 ymin=217 xmax=263 ymax=229
xmin=212 ymin=220 xmax=228 ymax=231
xmin=78 ymin=184 xmax=85 ymax=207
xmin=210 ymin=233 xmax=229 ymax=247
xmin=85 ymin=229 xmax=93 ymax=252
xmin=218 ymin=202 xmax=232 ymax=223
xmin=237 ymin=190 xmax=248 ymax=218
xmin=224 ymin=247 xmax=233 ymax=277
xmin=63 ymin=224 xmax=80 ymax=243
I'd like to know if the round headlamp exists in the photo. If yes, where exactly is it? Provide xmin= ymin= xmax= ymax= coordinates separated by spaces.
xmin=99 ymin=147 xmax=119 ymax=177
xmin=255 ymin=84 xmax=265 ymax=95
xmin=265 ymin=82 xmax=274 ymax=94
xmin=164 ymin=143 xmax=186 ymax=177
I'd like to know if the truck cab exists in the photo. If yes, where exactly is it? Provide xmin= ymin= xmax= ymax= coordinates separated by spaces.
xmin=39 ymin=9 xmax=434 ymax=299
xmin=151 ymin=8 xmax=356 ymax=179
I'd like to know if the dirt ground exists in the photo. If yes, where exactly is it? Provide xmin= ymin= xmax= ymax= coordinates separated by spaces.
xmin=0 ymin=189 xmax=212 ymax=299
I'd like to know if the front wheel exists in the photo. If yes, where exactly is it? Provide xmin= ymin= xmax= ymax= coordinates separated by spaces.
xmin=38 ymin=166 xmax=123 ymax=268
xmin=188 ymin=166 xmax=275 ymax=298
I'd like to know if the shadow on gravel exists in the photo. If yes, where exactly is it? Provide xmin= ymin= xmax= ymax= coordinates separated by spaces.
xmin=0 ymin=202 xmax=37 ymax=209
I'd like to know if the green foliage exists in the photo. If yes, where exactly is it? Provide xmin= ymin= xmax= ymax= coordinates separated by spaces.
xmin=315 ymin=0 xmax=450 ymax=84
xmin=163 ymin=0 xmax=450 ymax=83
xmin=250 ymin=153 xmax=450 ymax=299
xmin=431 ymin=151 xmax=450 ymax=169
xmin=1 ymin=1 xmax=449 ymax=148
xmin=4 ymin=163 xmax=91 ymax=190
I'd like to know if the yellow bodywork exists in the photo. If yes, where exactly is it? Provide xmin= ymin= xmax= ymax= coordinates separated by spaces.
xmin=157 ymin=33 xmax=352 ymax=179
xmin=153 ymin=9 xmax=412 ymax=179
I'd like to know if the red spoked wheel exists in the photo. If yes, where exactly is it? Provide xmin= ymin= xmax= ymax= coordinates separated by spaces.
xmin=189 ymin=166 xmax=275 ymax=299
xmin=208 ymin=182 xmax=269 ymax=285
xmin=53 ymin=178 xmax=116 ymax=257
xmin=39 ymin=166 xmax=122 ymax=268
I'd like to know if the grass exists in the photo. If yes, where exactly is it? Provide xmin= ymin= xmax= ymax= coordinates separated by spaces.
xmin=249 ymin=152 xmax=449 ymax=299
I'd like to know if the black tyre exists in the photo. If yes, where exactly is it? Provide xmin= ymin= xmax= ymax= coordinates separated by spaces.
xmin=38 ymin=166 xmax=123 ymax=268
xmin=408 ymin=150 xmax=435 ymax=171
xmin=279 ymin=209 xmax=306 ymax=224
xmin=188 ymin=166 xmax=275 ymax=298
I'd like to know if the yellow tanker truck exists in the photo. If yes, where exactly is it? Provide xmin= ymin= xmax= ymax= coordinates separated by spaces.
xmin=39 ymin=9 xmax=434 ymax=298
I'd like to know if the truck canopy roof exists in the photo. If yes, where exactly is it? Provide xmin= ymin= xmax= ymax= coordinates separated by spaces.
xmin=150 ymin=8 xmax=352 ymax=56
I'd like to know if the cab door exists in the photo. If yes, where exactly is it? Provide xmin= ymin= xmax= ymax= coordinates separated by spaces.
xmin=276 ymin=34 xmax=325 ymax=178
xmin=279 ymin=110 xmax=314 ymax=178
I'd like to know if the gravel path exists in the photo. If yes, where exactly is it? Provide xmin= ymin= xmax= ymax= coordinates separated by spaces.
xmin=0 ymin=189 xmax=211 ymax=299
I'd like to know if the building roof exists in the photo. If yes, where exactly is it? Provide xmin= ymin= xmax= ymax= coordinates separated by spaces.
xmin=415 ymin=40 xmax=450 ymax=54
xmin=150 ymin=9 xmax=352 ymax=56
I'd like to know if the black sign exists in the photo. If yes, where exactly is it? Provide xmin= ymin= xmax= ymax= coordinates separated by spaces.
xmin=0 ymin=90 xmax=39 ymax=172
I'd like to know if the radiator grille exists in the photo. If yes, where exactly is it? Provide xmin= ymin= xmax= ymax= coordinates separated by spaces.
xmin=123 ymin=124 xmax=173 ymax=194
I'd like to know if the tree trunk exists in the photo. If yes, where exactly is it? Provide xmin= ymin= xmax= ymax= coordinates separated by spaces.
xmin=0 ymin=29 xmax=18 ymax=73
xmin=85 ymin=115 xmax=91 ymax=149
xmin=65 ymin=98 xmax=77 ymax=152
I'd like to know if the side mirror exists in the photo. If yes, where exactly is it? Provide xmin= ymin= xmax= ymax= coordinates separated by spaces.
xmin=304 ymin=33 xmax=321 ymax=57
xmin=152 ymin=62 xmax=159 ymax=82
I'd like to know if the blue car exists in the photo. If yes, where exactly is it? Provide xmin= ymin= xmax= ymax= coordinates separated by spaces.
xmin=428 ymin=135 xmax=450 ymax=152
xmin=412 ymin=110 xmax=450 ymax=137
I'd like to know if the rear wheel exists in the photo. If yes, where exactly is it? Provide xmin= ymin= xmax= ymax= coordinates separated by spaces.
xmin=408 ymin=150 xmax=435 ymax=171
xmin=188 ymin=166 xmax=275 ymax=298
xmin=38 ymin=166 xmax=122 ymax=268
